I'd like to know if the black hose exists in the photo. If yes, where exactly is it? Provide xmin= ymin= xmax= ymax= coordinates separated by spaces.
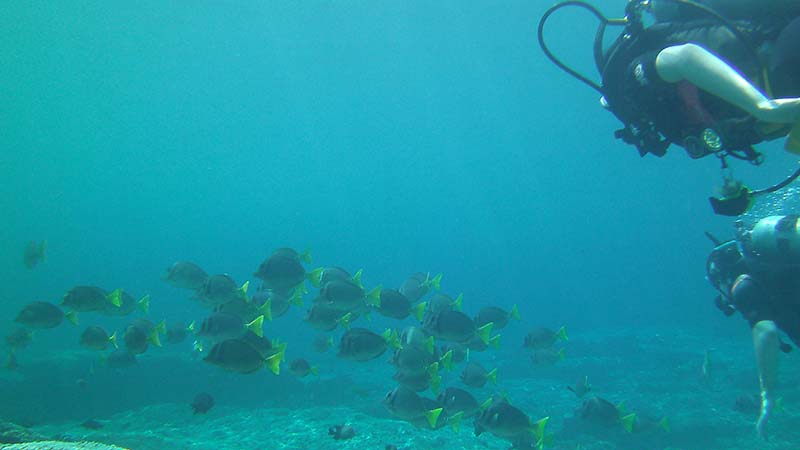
xmin=752 ymin=165 xmax=800 ymax=196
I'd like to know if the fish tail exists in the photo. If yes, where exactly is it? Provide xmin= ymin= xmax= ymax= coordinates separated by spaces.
xmin=476 ymin=322 xmax=493 ymax=345
xmin=429 ymin=374 xmax=442 ymax=395
xmin=424 ymin=336 xmax=435 ymax=354
xmin=425 ymin=408 xmax=443 ymax=429
xmin=448 ymin=411 xmax=463 ymax=433
xmin=557 ymin=348 xmax=566 ymax=361
xmin=65 ymin=311 xmax=79 ymax=326
xmin=109 ymin=331 xmax=118 ymax=349
xmin=620 ymin=413 xmax=636 ymax=433
xmin=531 ymin=416 xmax=549 ymax=441
xmin=453 ymin=293 xmax=463 ymax=311
xmin=148 ymin=329 xmax=163 ymax=348
xmin=439 ymin=350 xmax=453 ymax=371
xmin=107 ymin=289 xmax=122 ymax=308
xmin=289 ymin=288 xmax=304 ymax=307
xmin=300 ymin=248 xmax=312 ymax=264
xmin=658 ymin=417 xmax=670 ymax=432
xmin=138 ymin=295 xmax=151 ymax=314
xmin=247 ymin=315 xmax=265 ymax=337
xmin=413 ymin=302 xmax=426 ymax=322
xmin=479 ymin=397 xmax=493 ymax=411
xmin=487 ymin=368 xmax=498 ymax=385
xmin=337 ymin=313 xmax=352 ymax=330
xmin=510 ymin=304 xmax=521 ymax=320
xmin=308 ymin=267 xmax=324 ymax=288
xmin=260 ymin=298 xmax=273 ymax=321
xmin=238 ymin=281 xmax=250 ymax=299
xmin=352 ymin=269 xmax=363 ymax=288
xmin=188 ymin=321 xmax=196 ymax=334
xmin=556 ymin=325 xmax=568 ymax=342
xmin=489 ymin=334 xmax=501 ymax=349
xmin=382 ymin=328 xmax=401 ymax=350
xmin=310 ymin=366 xmax=319 ymax=376
xmin=366 ymin=285 xmax=382 ymax=307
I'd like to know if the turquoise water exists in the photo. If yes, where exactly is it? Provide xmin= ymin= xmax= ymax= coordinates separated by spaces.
xmin=2 ymin=1 xmax=799 ymax=449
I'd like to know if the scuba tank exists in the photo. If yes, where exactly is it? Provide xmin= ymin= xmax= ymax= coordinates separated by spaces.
xmin=744 ymin=215 xmax=800 ymax=263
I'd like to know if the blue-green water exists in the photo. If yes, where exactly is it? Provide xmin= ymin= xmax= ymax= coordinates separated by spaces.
xmin=2 ymin=2 xmax=799 ymax=449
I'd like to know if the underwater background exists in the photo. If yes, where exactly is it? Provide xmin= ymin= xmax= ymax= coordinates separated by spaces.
xmin=2 ymin=1 xmax=799 ymax=449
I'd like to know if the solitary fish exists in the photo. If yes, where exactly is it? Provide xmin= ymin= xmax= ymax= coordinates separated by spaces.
xmin=338 ymin=328 xmax=400 ymax=362
xmin=63 ymin=286 xmax=121 ymax=313
xmin=15 ymin=301 xmax=75 ymax=329
xmin=191 ymin=393 xmax=215 ymax=414
xmin=23 ymin=240 xmax=47 ymax=269
xmin=253 ymin=248 xmax=310 ymax=291
xmin=163 ymin=261 xmax=209 ymax=290
xmin=523 ymin=326 xmax=568 ymax=350
xmin=80 ymin=326 xmax=118 ymax=351
xmin=460 ymin=361 xmax=497 ymax=388
xmin=203 ymin=338 xmax=283 ymax=375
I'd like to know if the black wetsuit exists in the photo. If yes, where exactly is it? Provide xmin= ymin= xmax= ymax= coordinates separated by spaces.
xmin=731 ymin=270 xmax=800 ymax=347
xmin=600 ymin=6 xmax=800 ymax=156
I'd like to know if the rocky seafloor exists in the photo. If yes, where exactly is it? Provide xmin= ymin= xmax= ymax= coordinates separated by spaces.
xmin=2 ymin=327 xmax=799 ymax=450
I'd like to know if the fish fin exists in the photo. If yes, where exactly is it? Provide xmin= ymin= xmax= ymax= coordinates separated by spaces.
xmin=259 ymin=298 xmax=273 ymax=321
xmin=489 ymin=334 xmax=501 ymax=349
xmin=107 ymin=289 xmax=122 ymax=308
xmin=310 ymin=366 xmax=319 ymax=376
xmin=658 ymin=417 xmax=670 ymax=432
xmin=289 ymin=289 xmax=304 ymax=307
xmin=557 ymin=348 xmax=566 ymax=361
xmin=430 ymin=374 xmax=442 ymax=395
xmin=413 ymin=302 xmax=426 ymax=322
xmin=487 ymin=368 xmax=498 ymax=385
xmin=265 ymin=353 xmax=282 ymax=375
xmin=138 ymin=295 xmax=150 ymax=314
xmin=188 ymin=321 xmax=196 ymax=334
xmin=531 ymin=416 xmax=549 ymax=440
xmin=155 ymin=320 xmax=167 ymax=335
xmin=424 ymin=336 xmax=435 ymax=354
xmin=453 ymin=293 xmax=463 ymax=311
xmin=352 ymin=269 xmax=363 ymax=288
xmin=439 ymin=350 xmax=453 ymax=371
xmin=448 ymin=411 xmax=463 ymax=433
xmin=366 ymin=285 xmax=382 ymax=307
xmin=246 ymin=315 xmax=264 ymax=337
xmin=308 ymin=267 xmax=324 ymax=288
xmin=615 ymin=400 xmax=627 ymax=414
xmin=300 ymin=248 xmax=312 ymax=264
xmin=510 ymin=304 xmax=521 ymax=320
xmin=479 ymin=397 xmax=493 ymax=411
xmin=148 ymin=329 xmax=162 ymax=347
xmin=620 ymin=413 xmax=636 ymax=433
xmin=425 ymin=408 xmax=443 ymax=429
xmin=556 ymin=325 xmax=568 ymax=342
xmin=430 ymin=272 xmax=442 ymax=290
xmin=476 ymin=322 xmax=493 ymax=345
xmin=337 ymin=313 xmax=352 ymax=330
xmin=65 ymin=311 xmax=79 ymax=326
xmin=382 ymin=329 xmax=401 ymax=350
xmin=109 ymin=331 xmax=118 ymax=349
xmin=238 ymin=281 xmax=250 ymax=299
xmin=427 ymin=361 xmax=440 ymax=377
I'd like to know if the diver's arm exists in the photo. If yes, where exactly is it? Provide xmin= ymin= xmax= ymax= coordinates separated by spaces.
xmin=752 ymin=320 xmax=780 ymax=439
xmin=655 ymin=43 xmax=800 ymax=124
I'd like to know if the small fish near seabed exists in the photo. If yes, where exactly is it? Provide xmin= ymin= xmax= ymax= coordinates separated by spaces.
xmin=328 ymin=424 xmax=356 ymax=440
xmin=191 ymin=393 xmax=215 ymax=414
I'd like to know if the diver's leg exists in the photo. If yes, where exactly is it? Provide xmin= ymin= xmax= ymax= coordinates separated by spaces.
xmin=655 ymin=43 xmax=800 ymax=124
xmin=752 ymin=320 xmax=780 ymax=439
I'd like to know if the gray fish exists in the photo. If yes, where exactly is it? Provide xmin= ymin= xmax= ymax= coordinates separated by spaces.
xmin=63 ymin=286 xmax=121 ymax=312
xmin=166 ymin=323 xmax=188 ymax=345
xmin=191 ymin=393 xmax=215 ymax=414
xmin=313 ymin=334 xmax=334 ymax=353
xmin=80 ymin=326 xmax=118 ymax=351
xmin=474 ymin=305 xmax=520 ymax=330
xmin=196 ymin=275 xmax=249 ymax=307
xmin=400 ymin=327 xmax=434 ymax=352
xmin=399 ymin=272 xmax=442 ymax=302
xmin=289 ymin=358 xmax=318 ymax=377
xmin=376 ymin=289 xmax=425 ymax=321
xmin=576 ymin=396 xmax=623 ymax=427
xmin=391 ymin=344 xmax=437 ymax=376
xmin=247 ymin=287 xmax=303 ymax=320
xmin=460 ymin=361 xmax=497 ymax=388
xmin=308 ymin=266 xmax=360 ymax=289
xmin=123 ymin=319 xmax=165 ymax=355
xmin=190 ymin=312 xmax=264 ymax=343
xmin=101 ymin=290 xmax=149 ymax=316
xmin=440 ymin=343 xmax=468 ymax=364
xmin=474 ymin=397 xmax=548 ymax=444
xmin=382 ymin=386 xmax=443 ymax=428
xmin=393 ymin=370 xmax=437 ymax=392
xmin=423 ymin=309 xmax=492 ymax=344
xmin=466 ymin=332 xmax=501 ymax=352
xmin=567 ymin=376 xmax=592 ymax=398
xmin=319 ymin=280 xmax=381 ymax=312
xmin=425 ymin=292 xmax=461 ymax=314
xmin=163 ymin=261 xmax=208 ymax=290
xmin=523 ymin=326 xmax=567 ymax=350
xmin=203 ymin=338 xmax=283 ymax=375
xmin=328 ymin=424 xmax=356 ymax=440
xmin=105 ymin=350 xmax=137 ymax=369
xmin=437 ymin=387 xmax=480 ymax=418
xmin=338 ymin=328 xmax=400 ymax=362
xmin=15 ymin=301 xmax=74 ymax=329
xmin=81 ymin=419 xmax=104 ymax=430
xmin=305 ymin=302 xmax=352 ymax=332
xmin=23 ymin=240 xmax=46 ymax=269
xmin=253 ymin=248 xmax=310 ymax=291
xmin=5 ymin=327 xmax=33 ymax=349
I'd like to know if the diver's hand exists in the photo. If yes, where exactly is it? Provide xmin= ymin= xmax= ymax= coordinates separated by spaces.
xmin=756 ymin=392 xmax=772 ymax=440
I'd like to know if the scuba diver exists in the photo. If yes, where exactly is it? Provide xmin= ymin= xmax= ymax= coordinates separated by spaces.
xmin=706 ymin=215 xmax=800 ymax=439
xmin=539 ymin=0 xmax=800 ymax=216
